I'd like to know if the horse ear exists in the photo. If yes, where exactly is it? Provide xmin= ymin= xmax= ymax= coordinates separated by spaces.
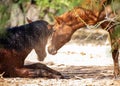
xmin=26 ymin=17 xmax=32 ymax=23
xmin=55 ymin=16 xmax=62 ymax=24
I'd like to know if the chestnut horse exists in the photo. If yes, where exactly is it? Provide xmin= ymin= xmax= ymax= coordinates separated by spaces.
xmin=48 ymin=5 xmax=120 ymax=78
xmin=0 ymin=20 xmax=63 ymax=78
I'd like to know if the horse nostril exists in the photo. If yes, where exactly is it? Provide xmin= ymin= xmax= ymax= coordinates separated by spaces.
xmin=48 ymin=46 xmax=57 ymax=55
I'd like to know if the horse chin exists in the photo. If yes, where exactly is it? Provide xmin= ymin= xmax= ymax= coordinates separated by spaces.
xmin=48 ymin=46 xmax=57 ymax=55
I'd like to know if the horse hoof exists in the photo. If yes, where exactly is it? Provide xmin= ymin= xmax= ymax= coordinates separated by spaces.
xmin=113 ymin=71 xmax=120 ymax=79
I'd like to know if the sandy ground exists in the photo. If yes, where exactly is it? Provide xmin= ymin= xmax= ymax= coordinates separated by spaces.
xmin=1 ymin=29 xmax=120 ymax=86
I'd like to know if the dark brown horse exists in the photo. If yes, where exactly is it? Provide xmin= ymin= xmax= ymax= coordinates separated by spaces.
xmin=0 ymin=20 xmax=63 ymax=78
xmin=48 ymin=4 xmax=120 ymax=78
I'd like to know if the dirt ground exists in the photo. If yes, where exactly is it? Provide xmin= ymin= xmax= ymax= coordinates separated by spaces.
xmin=0 ymin=65 xmax=120 ymax=86
xmin=1 ymin=29 xmax=120 ymax=86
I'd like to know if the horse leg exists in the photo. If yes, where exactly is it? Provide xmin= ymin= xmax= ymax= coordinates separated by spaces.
xmin=112 ymin=49 xmax=120 ymax=78
xmin=24 ymin=63 xmax=64 ymax=78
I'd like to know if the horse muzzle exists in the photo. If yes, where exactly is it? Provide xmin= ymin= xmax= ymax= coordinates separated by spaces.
xmin=48 ymin=46 xmax=57 ymax=55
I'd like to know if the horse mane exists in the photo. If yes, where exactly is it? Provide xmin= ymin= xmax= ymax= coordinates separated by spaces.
xmin=0 ymin=20 xmax=52 ymax=51
xmin=55 ymin=5 xmax=113 ymax=31
xmin=55 ymin=0 xmax=107 ymax=29
xmin=56 ymin=7 xmax=100 ymax=29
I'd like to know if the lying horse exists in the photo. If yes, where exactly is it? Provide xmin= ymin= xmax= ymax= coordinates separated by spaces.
xmin=48 ymin=5 xmax=120 ymax=78
xmin=0 ymin=20 xmax=63 ymax=78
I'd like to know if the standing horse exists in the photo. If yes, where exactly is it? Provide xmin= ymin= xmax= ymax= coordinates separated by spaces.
xmin=48 ymin=5 xmax=120 ymax=78
xmin=0 ymin=20 xmax=63 ymax=78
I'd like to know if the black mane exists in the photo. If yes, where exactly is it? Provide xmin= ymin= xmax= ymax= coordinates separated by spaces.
xmin=0 ymin=20 xmax=52 ymax=51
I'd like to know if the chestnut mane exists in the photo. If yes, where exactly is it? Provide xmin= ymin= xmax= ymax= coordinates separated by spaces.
xmin=55 ymin=0 xmax=109 ymax=31
xmin=60 ymin=7 xmax=98 ymax=24
xmin=55 ymin=6 xmax=108 ymax=31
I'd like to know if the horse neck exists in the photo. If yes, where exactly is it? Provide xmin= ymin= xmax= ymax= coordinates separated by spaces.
xmin=66 ymin=6 xmax=112 ymax=31
xmin=62 ymin=7 xmax=101 ymax=31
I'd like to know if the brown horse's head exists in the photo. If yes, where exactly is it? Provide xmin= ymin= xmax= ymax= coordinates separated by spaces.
xmin=48 ymin=17 xmax=75 ymax=55
xmin=48 ymin=2 xmax=111 ymax=55
xmin=48 ymin=8 xmax=100 ymax=55
xmin=48 ymin=11 xmax=98 ymax=55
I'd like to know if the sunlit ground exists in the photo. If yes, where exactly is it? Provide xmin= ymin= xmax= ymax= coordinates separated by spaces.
xmin=25 ymin=43 xmax=113 ymax=66
xmin=45 ymin=44 xmax=113 ymax=66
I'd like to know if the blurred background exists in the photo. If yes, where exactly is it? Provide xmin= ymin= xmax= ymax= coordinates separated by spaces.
xmin=0 ymin=0 xmax=120 ymax=36
xmin=0 ymin=0 xmax=83 ymax=28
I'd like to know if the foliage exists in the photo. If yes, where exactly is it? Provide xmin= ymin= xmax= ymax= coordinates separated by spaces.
xmin=36 ymin=0 xmax=83 ymax=20
xmin=112 ymin=25 xmax=120 ymax=39
xmin=110 ymin=0 xmax=120 ymax=39
xmin=0 ymin=5 xmax=10 ymax=28
xmin=0 ymin=1 xmax=12 ymax=36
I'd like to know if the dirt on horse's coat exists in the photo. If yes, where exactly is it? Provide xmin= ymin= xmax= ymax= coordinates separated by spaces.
xmin=48 ymin=2 xmax=120 ymax=78
xmin=0 ymin=20 xmax=63 ymax=78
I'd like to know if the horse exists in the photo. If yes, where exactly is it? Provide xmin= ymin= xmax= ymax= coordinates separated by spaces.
xmin=47 ymin=4 xmax=120 ymax=78
xmin=0 ymin=20 xmax=64 ymax=78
